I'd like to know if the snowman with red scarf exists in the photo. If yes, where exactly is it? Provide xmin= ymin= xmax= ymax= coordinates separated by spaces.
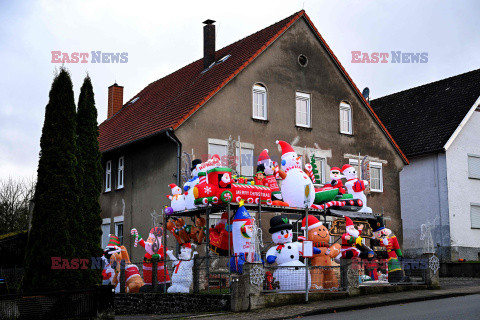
xmin=166 ymin=243 xmax=197 ymax=293
xmin=266 ymin=215 xmax=312 ymax=290
xmin=342 ymin=164 xmax=372 ymax=213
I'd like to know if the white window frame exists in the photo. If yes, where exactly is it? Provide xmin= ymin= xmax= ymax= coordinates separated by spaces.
xmin=468 ymin=154 xmax=480 ymax=180
xmin=105 ymin=160 xmax=112 ymax=192
xmin=236 ymin=142 xmax=255 ymax=178
xmin=296 ymin=92 xmax=311 ymax=128
xmin=101 ymin=218 xmax=111 ymax=248
xmin=314 ymin=157 xmax=326 ymax=184
xmin=369 ymin=161 xmax=383 ymax=192
xmin=252 ymin=84 xmax=267 ymax=120
xmin=117 ymin=156 xmax=124 ymax=189
xmin=471 ymin=203 xmax=480 ymax=229
xmin=340 ymin=102 xmax=352 ymax=134
xmin=208 ymin=138 xmax=228 ymax=167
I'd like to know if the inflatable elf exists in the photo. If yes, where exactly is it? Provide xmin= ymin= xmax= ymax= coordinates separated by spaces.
xmin=370 ymin=217 xmax=404 ymax=283
xmin=131 ymin=226 xmax=171 ymax=291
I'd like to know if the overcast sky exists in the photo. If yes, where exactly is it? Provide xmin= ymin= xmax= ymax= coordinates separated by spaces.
xmin=1 ymin=0 xmax=479 ymax=180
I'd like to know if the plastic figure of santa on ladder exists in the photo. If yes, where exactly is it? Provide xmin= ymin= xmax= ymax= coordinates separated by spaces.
xmin=342 ymin=164 xmax=372 ymax=213
xmin=131 ymin=226 xmax=171 ymax=291
xmin=257 ymin=149 xmax=282 ymax=203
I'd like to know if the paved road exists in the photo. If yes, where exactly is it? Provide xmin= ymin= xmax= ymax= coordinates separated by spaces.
xmin=296 ymin=294 xmax=480 ymax=320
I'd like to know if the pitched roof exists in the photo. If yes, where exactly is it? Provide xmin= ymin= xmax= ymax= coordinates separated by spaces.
xmin=98 ymin=11 xmax=408 ymax=164
xmin=98 ymin=11 xmax=303 ymax=152
xmin=370 ymin=69 xmax=480 ymax=158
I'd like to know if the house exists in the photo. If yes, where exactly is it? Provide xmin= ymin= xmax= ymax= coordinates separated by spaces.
xmin=98 ymin=10 xmax=408 ymax=262
xmin=370 ymin=69 xmax=480 ymax=262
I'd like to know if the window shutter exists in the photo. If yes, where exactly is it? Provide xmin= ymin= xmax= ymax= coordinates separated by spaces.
xmin=468 ymin=155 xmax=480 ymax=179
xmin=471 ymin=204 xmax=480 ymax=229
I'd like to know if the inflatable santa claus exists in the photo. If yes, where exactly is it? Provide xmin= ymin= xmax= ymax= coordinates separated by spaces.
xmin=131 ymin=226 xmax=171 ymax=291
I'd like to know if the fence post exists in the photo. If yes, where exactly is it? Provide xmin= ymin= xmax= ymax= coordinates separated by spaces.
xmin=305 ymin=206 xmax=309 ymax=302
xmin=193 ymin=255 xmax=199 ymax=293
xmin=152 ymin=257 xmax=158 ymax=292
xmin=422 ymin=253 xmax=440 ymax=288
xmin=120 ymin=259 xmax=126 ymax=293
xmin=206 ymin=205 xmax=211 ymax=292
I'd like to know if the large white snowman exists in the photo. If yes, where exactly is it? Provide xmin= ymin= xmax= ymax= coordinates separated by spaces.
xmin=166 ymin=243 xmax=197 ymax=293
xmin=341 ymin=164 xmax=372 ymax=213
xmin=276 ymin=140 xmax=315 ymax=208
xmin=266 ymin=215 xmax=311 ymax=291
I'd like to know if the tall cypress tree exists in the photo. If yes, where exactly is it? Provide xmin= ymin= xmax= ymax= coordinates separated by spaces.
xmin=76 ymin=75 xmax=103 ymax=286
xmin=23 ymin=68 xmax=79 ymax=293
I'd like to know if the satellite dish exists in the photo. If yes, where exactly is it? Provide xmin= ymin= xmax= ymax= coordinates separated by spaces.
xmin=362 ymin=87 xmax=370 ymax=102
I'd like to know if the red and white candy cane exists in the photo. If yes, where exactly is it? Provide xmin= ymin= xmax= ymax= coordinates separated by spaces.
xmin=131 ymin=229 xmax=139 ymax=247
xmin=304 ymin=163 xmax=316 ymax=183
xmin=311 ymin=201 xmax=346 ymax=210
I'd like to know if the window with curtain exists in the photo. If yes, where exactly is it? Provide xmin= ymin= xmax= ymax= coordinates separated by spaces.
xmin=296 ymin=92 xmax=311 ymax=127
xmin=252 ymin=84 xmax=267 ymax=120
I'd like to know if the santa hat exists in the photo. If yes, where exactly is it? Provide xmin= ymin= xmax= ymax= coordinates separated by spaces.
xmin=331 ymin=167 xmax=341 ymax=173
xmin=341 ymin=164 xmax=353 ymax=173
xmin=233 ymin=200 xmax=252 ymax=221
xmin=257 ymin=149 xmax=270 ymax=165
xmin=106 ymin=234 xmax=121 ymax=251
xmin=344 ymin=216 xmax=354 ymax=228
xmin=301 ymin=215 xmax=322 ymax=231
xmin=182 ymin=243 xmax=192 ymax=249
xmin=169 ymin=183 xmax=177 ymax=189
xmin=276 ymin=140 xmax=296 ymax=159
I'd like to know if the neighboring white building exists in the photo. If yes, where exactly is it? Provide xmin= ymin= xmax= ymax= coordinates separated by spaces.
xmin=371 ymin=69 xmax=480 ymax=262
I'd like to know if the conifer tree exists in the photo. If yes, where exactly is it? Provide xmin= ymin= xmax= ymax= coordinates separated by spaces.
xmin=23 ymin=68 xmax=79 ymax=292
xmin=76 ymin=75 xmax=103 ymax=286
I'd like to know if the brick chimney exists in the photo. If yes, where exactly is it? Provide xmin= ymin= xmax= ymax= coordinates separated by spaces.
xmin=108 ymin=83 xmax=123 ymax=119
xmin=203 ymin=19 xmax=216 ymax=69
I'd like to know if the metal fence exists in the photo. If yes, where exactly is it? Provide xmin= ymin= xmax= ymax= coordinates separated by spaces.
xmin=0 ymin=286 xmax=114 ymax=320
xmin=0 ymin=267 xmax=23 ymax=295
xmin=116 ymin=255 xmax=232 ymax=294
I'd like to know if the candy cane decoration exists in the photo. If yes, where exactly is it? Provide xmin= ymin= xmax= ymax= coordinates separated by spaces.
xmin=304 ymin=163 xmax=316 ymax=183
xmin=311 ymin=201 xmax=346 ymax=210
xmin=273 ymin=164 xmax=280 ymax=179
xmin=130 ymin=228 xmax=139 ymax=247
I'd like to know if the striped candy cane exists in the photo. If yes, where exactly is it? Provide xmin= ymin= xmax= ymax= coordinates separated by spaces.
xmin=312 ymin=201 xmax=346 ymax=210
xmin=130 ymin=228 xmax=139 ymax=247
xmin=304 ymin=163 xmax=316 ymax=183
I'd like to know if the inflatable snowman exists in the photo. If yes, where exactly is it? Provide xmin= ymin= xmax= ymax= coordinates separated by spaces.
xmin=184 ymin=159 xmax=202 ymax=210
xmin=266 ymin=215 xmax=311 ymax=291
xmin=166 ymin=243 xmax=197 ymax=293
xmin=341 ymin=164 xmax=372 ymax=213
xmin=276 ymin=141 xmax=315 ymax=208
xmin=167 ymin=184 xmax=186 ymax=212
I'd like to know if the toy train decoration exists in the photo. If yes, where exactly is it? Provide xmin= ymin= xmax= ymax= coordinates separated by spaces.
xmin=193 ymin=167 xmax=272 ymax=205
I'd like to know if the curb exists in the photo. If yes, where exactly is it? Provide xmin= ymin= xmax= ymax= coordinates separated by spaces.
xmin=282 ymin=287 xmax=480 ymax=319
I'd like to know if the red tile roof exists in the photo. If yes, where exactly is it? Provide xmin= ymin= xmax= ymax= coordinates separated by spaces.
xmin=98 ymin=11 xmax=408 ymax=164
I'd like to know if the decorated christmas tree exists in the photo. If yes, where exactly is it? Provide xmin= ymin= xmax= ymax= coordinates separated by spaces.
xmin=310 ymin=155 xmax=320 ymax=183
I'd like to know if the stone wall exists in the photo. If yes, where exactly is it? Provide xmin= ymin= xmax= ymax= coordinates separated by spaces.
xmin=115 ymin=293 xmax=230 ymax=315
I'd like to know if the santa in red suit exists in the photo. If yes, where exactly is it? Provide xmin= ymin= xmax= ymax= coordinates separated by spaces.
xmin=323 ymin=167 xmax=347 ymax=194
xmin=339 ymin=217 xmax=364 ymax=259
xmin=131 ymin=226 xmax=170 ymax=291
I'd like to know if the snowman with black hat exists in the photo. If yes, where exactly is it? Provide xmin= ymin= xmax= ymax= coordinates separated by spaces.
xmin=266 ymin=215 xmax=311 ymax=290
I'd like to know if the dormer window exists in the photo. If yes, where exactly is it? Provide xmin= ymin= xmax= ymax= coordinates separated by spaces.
xmin=340 ymin=102 xmax=352 ymax=134
xmin=252 ymin=84 xmax=267 ymax=120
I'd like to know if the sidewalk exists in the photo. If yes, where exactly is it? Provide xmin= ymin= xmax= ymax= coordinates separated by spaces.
xmin=115 ymin=279 xmax=480 ymax=320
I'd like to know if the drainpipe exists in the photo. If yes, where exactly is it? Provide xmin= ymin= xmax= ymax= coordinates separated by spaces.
xmin=166 ymin=128 xmax=182 ymax=186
